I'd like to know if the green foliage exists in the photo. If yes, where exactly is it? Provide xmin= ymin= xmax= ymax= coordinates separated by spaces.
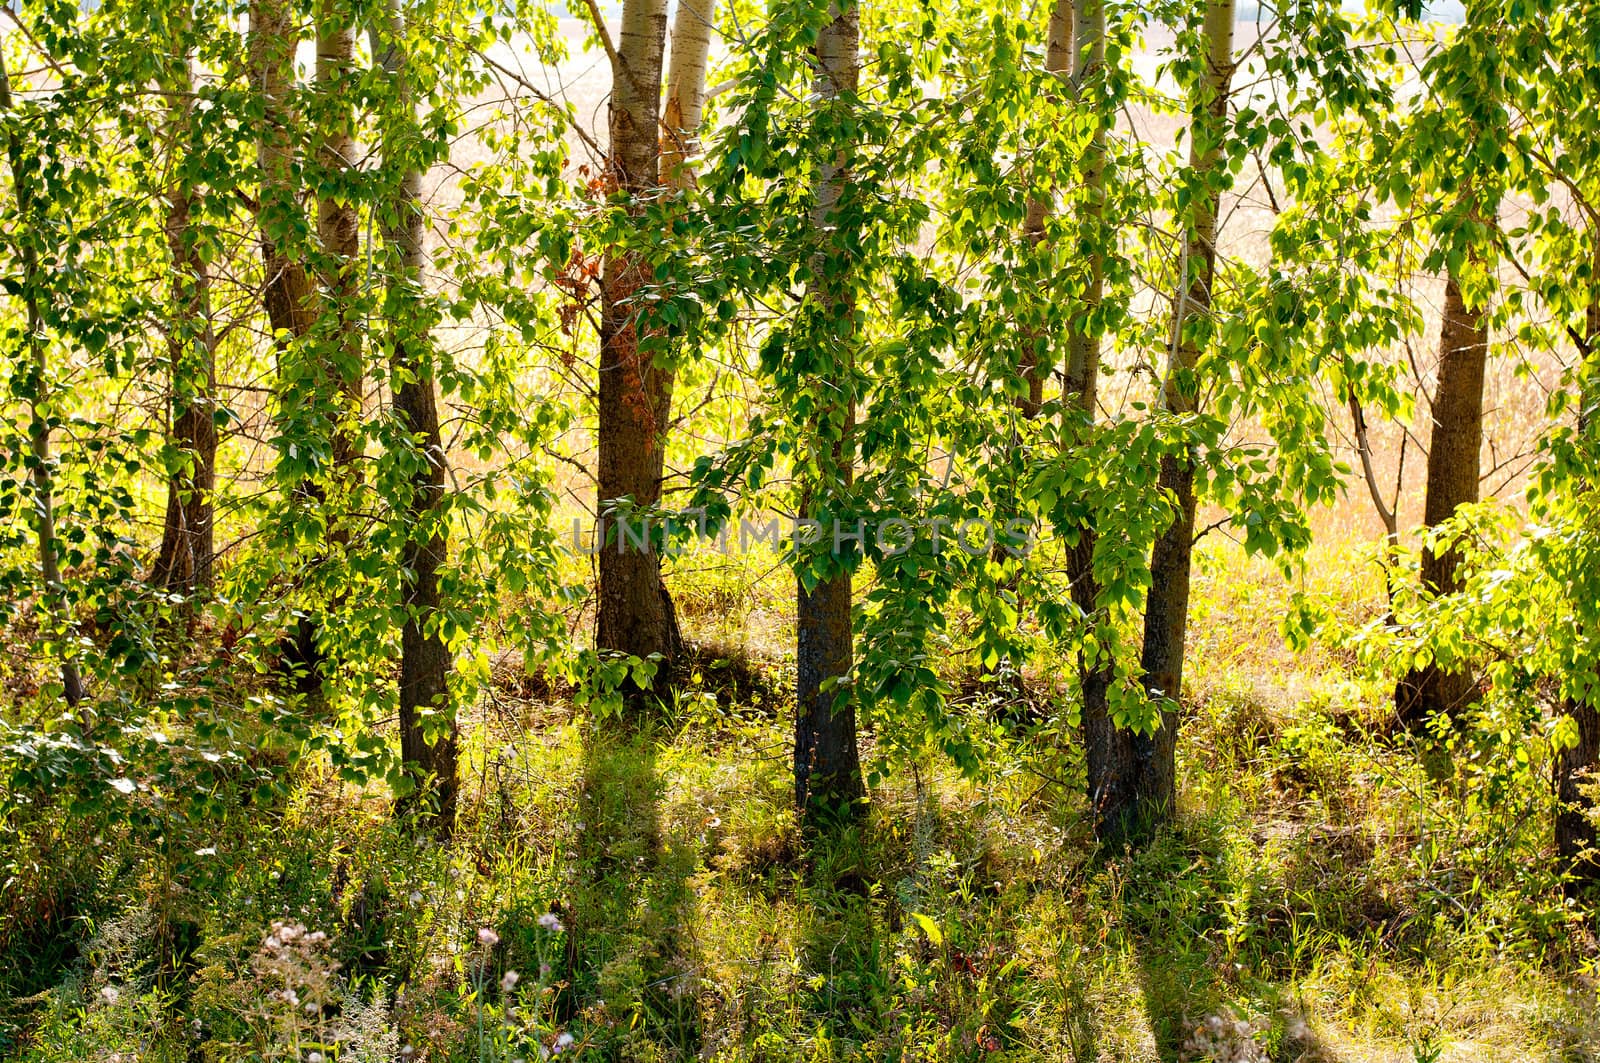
xmin=3 ymin=0 xmax=1600 ymax=1056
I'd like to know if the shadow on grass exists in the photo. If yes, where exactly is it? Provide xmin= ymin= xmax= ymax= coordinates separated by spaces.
xmin=1112 ymin=818 xmax=1355 ymax=1063
xmin=571 ymin=723 xmax=703 ymax=1059
xmin=795 ymin=821 xmax=885 ymax=1049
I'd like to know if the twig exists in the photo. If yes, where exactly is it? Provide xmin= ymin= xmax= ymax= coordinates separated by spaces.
xmin=578 ymin=0 xmax=622 ymax=79
xmin=1347 ymin=388 xmax=1398 ymax=544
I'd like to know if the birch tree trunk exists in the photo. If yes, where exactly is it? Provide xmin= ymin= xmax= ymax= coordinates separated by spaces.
xmin=662 ymin=0 xmax=716 ymax=192
xmin=1134 ymin=0 xmax=1235 ymax=829
xmin=595 ymin=0 xmax=680 ymax=709
xmin=1016 ymin=0 xmax=1073 ymax=419
xmin=1 ymin=49 xmax=84 ymax=707
xmin=371 ymin=1 xmax=458 ymax=833
xmin=316 ymin=0 xmax=363 ymax=475
xmin=251 ymin=0 xmax=317 ymax=345
xmin=250 ymin=0 xmax=327 ymax=703
xmin=794 ymin=0 xmax=865 ymax=827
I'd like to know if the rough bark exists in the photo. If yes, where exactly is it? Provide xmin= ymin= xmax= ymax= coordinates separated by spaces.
xmin=1394 ymin=270 xmax=1488 ymax=728
xmin=1055 ymin=0 xmax=1135 ymax=842
xmin=153 ymin=52 xmax=219 ymax=598
xmin=316 ymin=0 xmax=363 ymax=474
xmin=251 ymin=0 xmax=317 ymax=345
xmin=372 ymin=2 xmax=458 ymax=833
xmin=1555 ymin=239 xmax=1600 ymax=894
xmin=1134 ymin=0 xmax=1235 ymax=831
xmin=595 ymin=0 xmax=680 ymax=708
xmin=1 ymin=49 xmax=84 ymax=707
xmin=1557 ymin=695 xmax=1600 ymax=895
xmin=794 ymin=0 xmax=865 ymax=828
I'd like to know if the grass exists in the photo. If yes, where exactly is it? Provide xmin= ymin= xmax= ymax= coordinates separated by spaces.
xmin=2 ymin=533 xmax=1598 ymax=1063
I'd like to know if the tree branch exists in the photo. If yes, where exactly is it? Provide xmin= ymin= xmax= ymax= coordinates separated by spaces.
xmin=578 ymin=0 xmax=622 ymax=79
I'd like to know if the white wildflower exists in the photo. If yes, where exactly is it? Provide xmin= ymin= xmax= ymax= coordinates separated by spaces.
xmin=477 ymin=927 xmax=501 ymax=947
xmin=501 ymin=969 xmax=521 ymax=992
xmin=537 ymin=912 xmax=564 ymax=933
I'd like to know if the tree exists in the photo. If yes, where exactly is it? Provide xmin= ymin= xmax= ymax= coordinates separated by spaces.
xmin=249 ymin=0 xmax=326 ymax=703
xmin=1389 ymin=0 xmax=1507 ymax=731
xmin=1393 ymin=267 xmax=1488 ymax=726
xmin=249 ymin=0 xmax=316 ymax=360
xmin=1056 ymin=0 xmax=1136 ymax=841
xmin=370 ymin=0 xmax=458 ymax=831
xmin=313 ymin=0 xmax=363 ymax=477
xmin=592 ymin=0 xmax=682 ymax=704
xmin=1553 ymin=163 xmax=1600 ymax=901
xmin=0 ymin=47 xmax=84 ymax=707
xmin=1011 ymin=0 xmax=1074 ymax=421
xmin=152 ymin=40 xmax=219 ymax=599
xmin=662 ymin=0 xmax=717 ymax=195
xmin=1131 ymin=0 xmax=1236 ymax=828
xmin=793 ymin=0 xmax=865 ymax=827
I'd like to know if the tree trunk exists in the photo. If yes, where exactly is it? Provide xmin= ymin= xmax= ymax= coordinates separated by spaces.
xmin=371 ymin=2 xmax=458 ymax=833
xmin=1395 ymin=270 xmax=1487 ymax=727
xmin=1557 ymin=695 xmax=1600 ymax=895
xmin=153 ymin=51 xmax=219 ymax=599
xmin=794 ymin=0 xmax=865 ymax=828
xmin=662 ymin=0 xmax=715 ymax=192
xmin=1134 ymin=0 xmax=1235 ymax=831
xmin=1056 ymin=0 xmax=1135 ymax=842
xmin=595 ymin=0 xmax=680 ymax=709
xmin=251 ymin=0 xmax=325 ymax=702
xmin=316 ymin=0 xmax=363 ymax=475
xmin=1 ymin=49 xmax=84 ymax=707
xmin=1555 ymin=238 xmax=1600 ymax=894
xmin=251 ymin=0 xmax=317 ymax=346
xmin=1014 ymin=0 xmax=1073 ymax=419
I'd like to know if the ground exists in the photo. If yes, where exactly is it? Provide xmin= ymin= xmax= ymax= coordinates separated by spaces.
xmin=3 ymin=533 xmax=1597 ymax=1063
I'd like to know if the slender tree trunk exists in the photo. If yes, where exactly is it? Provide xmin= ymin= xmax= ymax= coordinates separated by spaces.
xmin=1555 ymin=237 xmax=1600 ymax=894
xmin=1134 ymin=0 xmax=1235 ymax=829
xmin=1 ymin=50 xmax=83 ymax=707
xmin=1055 ymin=0 xmax=1134 ymax=842
xmin=371 ymin=2 xmax=458 ymax=833
xmin=991 ymin=0 xmax=1071 ymax=713
xmin=154 ymin=51 xmax=219 ymax=598
xmin=595 ymin=0 xmax=680 ymax=708
xmin=316 ymin=0 xmax=363 ymax=475
xmin=794 ymin=0 xmax=865 ymax=827
xmin=662 ymin=0 xmax=715 ymax=192
xmin=251 ymin=0 xmax=325 ymax=702
xmin=1395 ymin=269 xmax=1488 ymax=727
xmin=251 ymin=0 xmax=317 ymax=346
xmin=1015 ymin=0 xmax=1073 ymax=419
xmin=1557 ymin=697 xmax=1600 ymax=893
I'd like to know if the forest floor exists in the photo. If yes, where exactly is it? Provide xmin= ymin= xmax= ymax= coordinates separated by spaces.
xmin=3 ymin=535 xmax=1599 ymax=1063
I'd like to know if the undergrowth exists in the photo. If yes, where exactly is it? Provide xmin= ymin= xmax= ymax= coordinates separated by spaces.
xmin=2 ymin=538 xmax=1597 ymax=1062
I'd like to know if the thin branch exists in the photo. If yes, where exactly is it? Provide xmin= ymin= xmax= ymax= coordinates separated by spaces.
xmin=1347 ymin=388 xmax=1398 ymax=543
xmin=578 ymin=0 xmax=622 ymax=79
xmin=470 ymin=45 xmax=605 ymax=158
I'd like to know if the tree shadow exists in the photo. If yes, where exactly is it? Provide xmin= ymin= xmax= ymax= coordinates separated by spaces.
xmin=793 ymin=821 xmax=886 ymax=1049
xmin=569 ymin=724 xmax=704 ymax=1058
xmin=1114 ymin=822 xmax=1356 ymax=1063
